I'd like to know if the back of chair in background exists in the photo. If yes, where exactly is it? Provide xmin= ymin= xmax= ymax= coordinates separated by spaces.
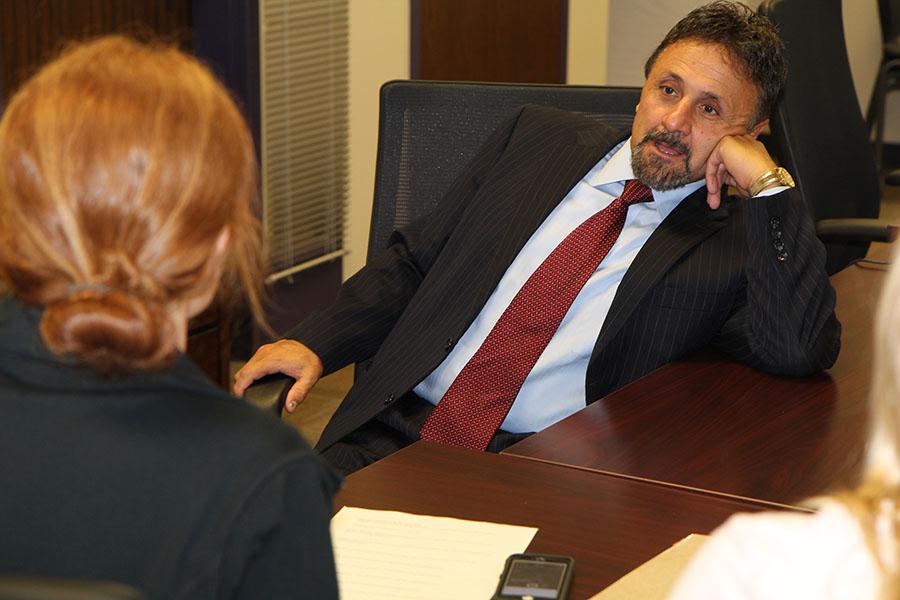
xmin=760 ymin=0 xmax=884 ymax=274
xmin=367 ymin=81 xmax=643 ymax=259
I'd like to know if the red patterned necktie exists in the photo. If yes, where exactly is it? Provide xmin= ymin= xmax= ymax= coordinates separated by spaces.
xmin=419 ymin=179 xmax=653 ymax=450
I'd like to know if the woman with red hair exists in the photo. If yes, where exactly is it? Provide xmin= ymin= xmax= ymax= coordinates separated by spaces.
xmin=0 ymin=36 xmax=339 ymax=599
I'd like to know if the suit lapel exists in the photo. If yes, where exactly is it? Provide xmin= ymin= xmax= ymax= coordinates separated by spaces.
xmin=474 ymin=121 xmax=632 ymax=302
xmin=593 ymin=186 xmax=730 ymax=353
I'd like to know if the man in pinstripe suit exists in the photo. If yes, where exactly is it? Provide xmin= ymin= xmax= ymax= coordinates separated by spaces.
xmin=235 ymin=2 xmax=840 ymax=475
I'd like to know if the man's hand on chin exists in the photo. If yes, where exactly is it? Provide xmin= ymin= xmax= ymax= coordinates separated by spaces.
xmin=704 ymin=134 xmax=778 ymax=209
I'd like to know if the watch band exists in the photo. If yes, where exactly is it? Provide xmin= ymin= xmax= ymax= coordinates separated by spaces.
xmin=749 ymin=166 xmax=795 ymax=197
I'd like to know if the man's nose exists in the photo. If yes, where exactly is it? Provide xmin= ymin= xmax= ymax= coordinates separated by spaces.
xmin=662 ymin=99 xmax=692 ymax=135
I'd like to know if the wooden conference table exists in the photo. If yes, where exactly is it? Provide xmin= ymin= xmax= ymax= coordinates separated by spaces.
xmin=335 ymin=259 xmax=887 ymax=598
xmin=335 ymin=441 xmax=781 ymax=599
xmin=503 ymin=260 xmax=887 ymax=506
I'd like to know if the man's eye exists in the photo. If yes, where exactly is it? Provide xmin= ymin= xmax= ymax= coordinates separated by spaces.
xmin=662 ymin=86 xmax=676 ymax=95
xmin=701 ymin=104 xmax=719 ymax=115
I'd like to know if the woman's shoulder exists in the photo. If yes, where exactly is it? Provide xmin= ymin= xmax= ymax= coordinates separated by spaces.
xmin=667 ymin=501 xmax=881 ymax=600
xmin=132 ymin=362 xmax=328 ymax=485
xmin=173 ymin=383 xmax=316 ymax=462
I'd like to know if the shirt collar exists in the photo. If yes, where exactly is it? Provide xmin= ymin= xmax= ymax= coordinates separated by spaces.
xmin=585 ymin=137 xmax=707 ymax=221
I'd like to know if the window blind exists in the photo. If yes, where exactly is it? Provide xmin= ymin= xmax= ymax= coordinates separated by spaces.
xmin=259 ymin=0 xmax=349 ymax=282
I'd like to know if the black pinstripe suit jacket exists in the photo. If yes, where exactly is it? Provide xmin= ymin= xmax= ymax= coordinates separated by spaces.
xmin=289 ymin=105 xmax=841 ymax=454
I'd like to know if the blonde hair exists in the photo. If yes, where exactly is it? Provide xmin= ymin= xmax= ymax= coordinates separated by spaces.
xmin=833 ymin=245 xmax=900 ymax=599
xmin=865 ymin=248 xmax=900 ymax=489
xmin=0 ymin=36 xmax=266 ymax=372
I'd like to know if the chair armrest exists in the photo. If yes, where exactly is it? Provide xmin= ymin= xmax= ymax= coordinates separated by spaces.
xmin=885 ymin=169 xmax=900 ymax=187
xmin=815 ymin=218 xmax=898 ymax=243
xmin=242 ymin=373 xmax=292 ymax=415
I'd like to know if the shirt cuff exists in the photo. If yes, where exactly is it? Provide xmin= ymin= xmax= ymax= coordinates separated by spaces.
xmin=752 ymin=185 xmax=790 ymax=198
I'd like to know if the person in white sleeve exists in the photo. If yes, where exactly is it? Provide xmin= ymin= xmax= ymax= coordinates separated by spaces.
xmin=668 ymin=248 xmax=900 ymax=600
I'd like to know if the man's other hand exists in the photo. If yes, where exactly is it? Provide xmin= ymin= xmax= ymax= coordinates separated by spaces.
xmin=233 ymin=340 xmax=324 ymax=413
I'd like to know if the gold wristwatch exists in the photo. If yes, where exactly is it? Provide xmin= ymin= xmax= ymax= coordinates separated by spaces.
xmin=748 ymin=166 xmax=795 ymax=197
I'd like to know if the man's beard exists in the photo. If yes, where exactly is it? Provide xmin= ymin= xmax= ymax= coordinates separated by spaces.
xmin=631 ymin=130 xmax=694 ymax=191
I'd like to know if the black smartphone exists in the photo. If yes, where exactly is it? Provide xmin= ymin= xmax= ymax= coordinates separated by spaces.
xmin=492 ymin=553 xmax=574 ymax=599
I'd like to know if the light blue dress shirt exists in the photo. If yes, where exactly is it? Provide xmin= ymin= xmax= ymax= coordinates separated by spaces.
xmin=413 ymin=138 xmax=707 ymax=433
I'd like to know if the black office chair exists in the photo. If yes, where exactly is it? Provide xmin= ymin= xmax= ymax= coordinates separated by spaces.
xmin=366 ymin=80 xmax=642 ymax=258
xmin=0 ymin=576 xmax=145 ymax=600
xmin=760 ymin=0 xmax=895 ymax=274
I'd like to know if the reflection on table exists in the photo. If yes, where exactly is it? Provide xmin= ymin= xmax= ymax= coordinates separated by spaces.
xmin=336 ymin=441 xmax=787 ymax=599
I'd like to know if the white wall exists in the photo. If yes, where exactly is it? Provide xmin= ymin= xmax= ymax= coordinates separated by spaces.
xmin=843 ymin=0 xmax=884 ymax=134
xmin=567 ymin=0 xmax=610 ymax=85
xmin=606 ymin=0 xmax=713 ymax=86
xmin=345 ymin=0 xmax=409 ymax=280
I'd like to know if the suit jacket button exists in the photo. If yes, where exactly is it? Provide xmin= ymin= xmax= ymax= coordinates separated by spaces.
xmin=444 ymin=338 xmax=454 ymax=351
xmin=383 ymin=393 xmax=395 ymax=405
xmin=777 ymin=251 xmax=789 ymax=262
xmin=770 ymin=217 xmax=781 ymax=229
xmin=773 ymin=240 xmax=785 ymax=251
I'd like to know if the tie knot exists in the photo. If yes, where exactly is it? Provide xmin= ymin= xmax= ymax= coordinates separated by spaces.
xmin=621 ymin=179 xmax=653 ymax=206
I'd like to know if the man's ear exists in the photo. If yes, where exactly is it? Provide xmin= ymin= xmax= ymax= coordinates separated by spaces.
xmin=749 ymin=118 xmax=769 ymax=139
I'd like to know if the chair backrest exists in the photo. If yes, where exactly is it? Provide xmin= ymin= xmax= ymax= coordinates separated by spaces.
xmin=367 ymin=81 xmax=642 ymax=260
xmin=879 ymin=0 xmax=900 ymax=43
xmin=760 ymin=0 xmax=881 ymax=273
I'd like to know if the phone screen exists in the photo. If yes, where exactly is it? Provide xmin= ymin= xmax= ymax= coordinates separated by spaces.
xmin=500 ymin=558 xmax=567 ymax=599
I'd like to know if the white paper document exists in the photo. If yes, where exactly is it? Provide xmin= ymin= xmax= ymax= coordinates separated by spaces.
xmin=331 ymin=506 xmax=539 ymax=600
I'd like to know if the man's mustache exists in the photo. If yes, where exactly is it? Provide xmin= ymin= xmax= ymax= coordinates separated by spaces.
xmin=640 ymin=130 xmax=690 ymax=156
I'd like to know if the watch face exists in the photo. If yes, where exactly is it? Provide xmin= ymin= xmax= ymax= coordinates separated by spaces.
xmin=776 ymin=167 xmax=795 ymax=187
